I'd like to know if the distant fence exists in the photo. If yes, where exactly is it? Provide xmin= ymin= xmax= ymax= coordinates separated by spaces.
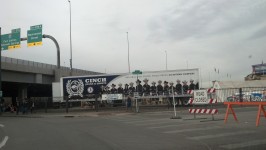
xmin=216 ymin=87 xmax=266 ymax=102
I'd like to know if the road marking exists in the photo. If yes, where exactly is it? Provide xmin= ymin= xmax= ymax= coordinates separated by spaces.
xmin=149 ymin=124 xmax=184 ymax=129
xmin=107 ymin=117 xmax=145 ymax=122
xmin=0 ymin=124 xmax=4 ymax=128
xmin=148 ymin=122 xmax=210 ymax=129
xmin=220 ymin=139 xmax=266 ymax=149
xmin=0 ymin=136 xmax=8 ymax=149
xmin=135 ymin=120 xmax=181 ymax=126
xmin=188 ymin=131 xmax=255 ymax=140
xmin=125 ymin=118 xmax=170 ymax=124
xmin=163 ymin=126 xmax=221 ymax=134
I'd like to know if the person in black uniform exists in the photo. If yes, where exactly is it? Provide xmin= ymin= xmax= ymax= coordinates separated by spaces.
xmin=182 ymin=80 xmax=189 ymax=94
xmin=142 ymin=78 xmax=151 ymax=104
xmin=136 ymin=79 xmax=143 ymax=96
xmin=135 ymin=79 xmax=143 ymax=105
xmin=115 ymin=83 xmax=123 ymax=106
xmin=104 ymin=86 xmax=110 ymax=94
xmin=110 ymin=84 xmax=117 ymax=94
xmin=150 ymin=81 xmax=157 ymax=104
xmin=117 ymin=83 xmax=124 ymax=94
xmin=169 ymin=81 xmax=175 ymax=95
xmin=163 ymin=81 xmax=169 ymax=106
xmin=175 ymin=79 xmax=182 ymax=95
xmin=195 ymin=80 xmax=199 ymax=90
xmin=175 ymin=79 xmax=182 ymax=106
xmin=168 ymin=81 xmax=175 ymax=107
xmin=157 ymin=80 xmax=163 ymax=96
xmin=189 ymin=79 xmax=196 ymax=90
xmin=150 ymin=81 xmax=157 ymax=95
xmin=124 ymin=84 xmax=129 ymax=96
xmin=128 ymin=82 xmax=135 ymax=97
xmin=163 ymin=81 xmax=169 ymax=96
xmin=182 ymin=80 xmax=189 ymax=106
xmin=142 ymin=78 xmax=150 ymax=96
xmin=157 ymin=80 xmax=163 ymax=104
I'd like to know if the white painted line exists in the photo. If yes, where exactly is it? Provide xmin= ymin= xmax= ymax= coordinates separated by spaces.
xmin=135 ymin=121 xmax=180 ymax=126
xmin=188 ymin=131 xmax=255 ymax=140
xmin=0 ymin=124 xmax=4 ymax=128
xmin=106 ymin=118 xmax=142 ymax=122
xmin=125 ymin=118 xmax=170 ymax=124
xmin=149 ymin=124 xmax=181 ymax=129
xmin=149 ymin=122 xmax=211 ymax=129
xmin=220 ymin=139 xmax=266 ymax=149
xmin=0 ymin=136 xmax=8 ymax=149
xmin=163 ymin=126 xmax=221 ymax=134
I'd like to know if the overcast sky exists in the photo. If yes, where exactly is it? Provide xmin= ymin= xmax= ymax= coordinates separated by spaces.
xmin=1 ymin=0 xmax=266 ymax=87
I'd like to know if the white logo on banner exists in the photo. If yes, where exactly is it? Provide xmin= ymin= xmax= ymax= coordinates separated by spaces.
xmin=87 ymin=87 xmax=94 ymax=93
xmin=66 ymin=79 xmax=84 ymax=98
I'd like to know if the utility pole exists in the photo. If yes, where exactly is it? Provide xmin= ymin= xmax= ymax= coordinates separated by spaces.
xmin=68 ymin=0 xmax=73 ymax=75
xmin=0 ymin=27 xmax=2 ymax=100
xmin=165 ymin=50 xmax=168 ymax=70
xmin=127 ymin=32 xmax=130 ymax=73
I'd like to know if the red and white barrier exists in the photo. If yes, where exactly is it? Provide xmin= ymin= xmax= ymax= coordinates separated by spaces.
xmin=187 ymin=98 xmax=194 ymax=104
xmin=207 ymin=88 xmax=216 ymax=93
xmin=189 ymin=108 xmax=218 ymax=114
xmin=187 ymin=90 xmax=194 ymax=94
xmin=187 ymin=88 xmax=216 ymax=95
xmin=187 ymin=98 xmax=217 ymax=104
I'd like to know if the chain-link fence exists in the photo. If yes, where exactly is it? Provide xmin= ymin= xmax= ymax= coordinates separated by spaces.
xmin=216 ymin=87 xmax=266 ymax=102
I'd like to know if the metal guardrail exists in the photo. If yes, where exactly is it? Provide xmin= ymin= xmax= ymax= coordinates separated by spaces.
xmin=1 ymin=56 xmax=98 ymax=74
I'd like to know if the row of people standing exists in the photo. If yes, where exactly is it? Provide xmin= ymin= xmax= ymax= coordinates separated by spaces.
xmin=100 ymin=78 xmax=199 ymax=96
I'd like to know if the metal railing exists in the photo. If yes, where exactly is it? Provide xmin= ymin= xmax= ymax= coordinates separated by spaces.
xmin=1 ymin=56 xmax=98 ymax=74
xmin=216 ymin=87 xmax=266 ymax=102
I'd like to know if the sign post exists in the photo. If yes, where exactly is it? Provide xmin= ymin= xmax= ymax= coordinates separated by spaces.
xmin=132 ymin=70 xmax=142 ymax=113
xmin=27 ymin=25 xmax=42 ymax=47
xmin=171 ymin=86 xmax=182 ymax=119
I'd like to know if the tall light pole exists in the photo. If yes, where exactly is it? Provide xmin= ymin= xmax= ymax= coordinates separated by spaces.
xmin=165 ymin=50 xmax=168 ymax=70
xmin=68 ymin=0 xmax=73 ymax=75
xmin=0 ymin=27 xmax=2 ymax=101
xmin=127 ymin=32 xmax=131 ymax=73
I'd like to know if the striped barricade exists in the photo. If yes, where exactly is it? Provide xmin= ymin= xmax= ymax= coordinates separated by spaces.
xmin=187 ymin=98 xmax=217 ymax=105
xmin=186 ymin=88 xmax=219 ymax=121
xmin=187 ymin=88 xmax=216 ymax=95
xmin=189 ymin=108 xmax=218 ymax=115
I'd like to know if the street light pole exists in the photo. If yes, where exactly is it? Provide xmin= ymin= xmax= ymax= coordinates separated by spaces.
xmin=0 ymin=27 xmax=2 ymax=96
xmin=165 ymin=50 xmax=168 ymax=70
xmin=127 ymin=32 xmax=130 ymax=73
xmin=68 ymin=0 xmax=73 ymax=75
xmin=0 ymin=27 xmax=2 ymax=112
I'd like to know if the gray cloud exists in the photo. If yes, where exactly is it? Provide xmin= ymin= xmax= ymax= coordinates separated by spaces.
xmin=147 ymin=0 xmax=266 ymax=42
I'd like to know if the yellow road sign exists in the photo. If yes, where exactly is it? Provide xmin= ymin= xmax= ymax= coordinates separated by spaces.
xmin=27 ymin=42 xmax=42 ymax=47
xmin=8 ymin=44 xmax=21 ymax=50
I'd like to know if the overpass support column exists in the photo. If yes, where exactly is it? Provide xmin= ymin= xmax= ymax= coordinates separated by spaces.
xmin=54 ymin=69 xmax=62 ymax=82
xmin=18 ymin=85 xmax=28 ymax=100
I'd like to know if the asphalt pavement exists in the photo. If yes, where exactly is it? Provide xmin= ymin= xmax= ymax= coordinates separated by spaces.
xmin=0 ymin=106 xmax=266 ymax=150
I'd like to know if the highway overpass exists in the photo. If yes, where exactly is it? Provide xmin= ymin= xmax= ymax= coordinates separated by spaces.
xmin=1 ymin=56 xmax=100 ymax=103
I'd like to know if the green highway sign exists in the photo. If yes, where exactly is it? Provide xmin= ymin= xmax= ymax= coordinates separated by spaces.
xmin=1 ymin=28 xmax=21 ymax=50
xmin=12 ymin=28 xmax=21 ymax=33
xmin=132 ymin=70 xmax=142 ymax=75
xmin=30 ymin=24 xmax=42 ymax=30
xmin=27 ymin=24 xmax=42 ymax=47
